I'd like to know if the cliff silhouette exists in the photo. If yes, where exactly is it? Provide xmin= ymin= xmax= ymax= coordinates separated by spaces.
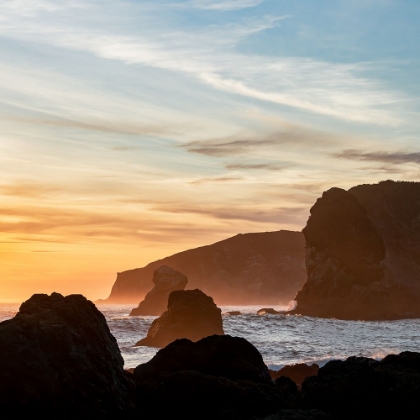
xmin=293 ymin=180 xmax=420 ymax=320
xmin=105 ymin=230 xmax=305 ymax=305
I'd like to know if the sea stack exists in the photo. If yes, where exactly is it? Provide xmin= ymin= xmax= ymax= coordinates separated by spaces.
xmin=135 ymin=289 xmax=224 ymax=347
xmin=293 ymin=181 xmax=420 ymax=320
xmin=130 ymin=265 xmax=188 ymax=316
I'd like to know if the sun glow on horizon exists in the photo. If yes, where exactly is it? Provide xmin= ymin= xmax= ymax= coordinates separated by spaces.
xmin=1 ymin=0 xmax=419 ymax=302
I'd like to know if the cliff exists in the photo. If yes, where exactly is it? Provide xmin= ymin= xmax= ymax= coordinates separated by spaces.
xmin=293 ymin=180 xmax=420 ymax=320
xmin=105 ymin=230 xmax=305 ymax=305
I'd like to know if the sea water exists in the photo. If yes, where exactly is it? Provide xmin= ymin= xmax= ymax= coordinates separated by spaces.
xmin=2 ymin=303 xmax=420 ymax=370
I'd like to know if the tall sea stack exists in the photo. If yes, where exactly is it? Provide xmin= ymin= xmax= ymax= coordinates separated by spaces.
xmin=293 ymin=180 xmax=420 ymax=320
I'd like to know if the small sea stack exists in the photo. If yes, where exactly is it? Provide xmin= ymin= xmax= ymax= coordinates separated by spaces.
xmin=129 ymin=265 xmax=188 ymax=316
xmin=135 ymin=289 xmax=224 ymax=348
xmin=258 ymin=307 xmax=282 ymax=315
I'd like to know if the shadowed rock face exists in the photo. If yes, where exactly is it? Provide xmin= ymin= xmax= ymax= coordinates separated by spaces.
xmin=270 ymin=363 xmax=319 ymax=387
xmin=293 ymin=181 xmax=420 ymax=320
xmin=135 ymin=289 xmax=224 ymax=348
xmin=0 ymin=293 xmax=135 ymax=419
xmin=129 ymin=265 xmax=188 ymax=316
xmin=133 ymin=335 xmax=297 ymax=420
xmin=105 ymin=230 xmax=306 ymax=305
xmin=299 ymin=352 xmax=420 ymax=420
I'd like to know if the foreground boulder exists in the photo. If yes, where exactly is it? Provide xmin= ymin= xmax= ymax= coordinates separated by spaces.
xmin=293 ymin=181 xmax=420 ymax=320
xmin=135 ymin=289 xmax=224 ymax=347
xmin=260 ymin=410 xmax=332 ymax=420
xmin=133 ymin=335 xmax=296 ymax=420
xmin=129 ymin=265 xmax=188 ymax=316
xmin=0 ymin=293 xmax=135 ymax=419
xmin=270 ymin=363 xmax=319 ymax=388
xmin=299 ymin=352 xmax=420 ymax=419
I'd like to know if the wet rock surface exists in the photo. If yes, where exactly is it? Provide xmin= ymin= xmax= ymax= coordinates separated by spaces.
xmin=0 ymin=293 xmax=135 ymax=419
xmin=259 ymin=409 xmax=332 ymax=420
xmin=135 ymin=289 xmax=224 ymax=347
xmin=293 ymin=181 xmax=420 ymax=320
xmin=129 ymin=265 xmax=188 ymax=316
xmin=299 ymin=351 xmax=420 ymax=419
xmin=270 ymin=363 xmax=319 ymax=387
xmin=133 ymin=335 xmax=295 ymax=420
xmin=3 ymin=292 xmax=420 ymax=420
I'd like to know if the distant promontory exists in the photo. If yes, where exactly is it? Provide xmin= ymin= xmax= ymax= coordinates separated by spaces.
xmin=104 ymin=230 xmax=305 ymax=305
xmin=292 ymin=180 xmax=420 ymax=320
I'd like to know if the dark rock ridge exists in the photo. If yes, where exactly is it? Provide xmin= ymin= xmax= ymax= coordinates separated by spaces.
xmin=105 ymin=230 xmax=305 ymax=305
xmin=135 ymin=289 xmax=224 ymax=347
xmin=293 ymin=180 xmax=420 ymax=320
xmin=133 ymin=335 xmax=297 ymax=420
xmin=299 ymin=352 xmax=420 ymax=419
xmin=0 ymin=293 xmax=135 ymax=419
xmin=129 ymin=265 xmax=187 ymax=316
xmin=270 ymin=363 xmax=319 ymax=388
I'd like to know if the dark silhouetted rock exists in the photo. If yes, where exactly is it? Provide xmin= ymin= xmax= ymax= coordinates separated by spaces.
xmin=0 ymin=293 xmax=135 ymax=419
xmin=135 ymin=289 xmax=224 ymax=347
xmin=299 ymin=352 xmax=420 ymax=419
xmin=270 ymin=363 xmax=319 ymax=387
xmin=293 ymin=181 xmax=420 ymax=320
xmin=133 ymin=335 xmax=295 ymax=420
xmin=129 ymin=265 xmax=187 ymax=316
xmin=258 ymin=307 xmax=281 ymax=315
xmin=260 ymin=409 xmax=332 ymax=420
xmin=223 ymin=310 xmax=242 ymax=316
xmin=105 ymin=230 xmax=306 ymax=305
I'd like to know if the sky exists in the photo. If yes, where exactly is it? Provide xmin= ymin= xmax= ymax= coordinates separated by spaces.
xmin=1 ymin=0 xmax=419 ymax=302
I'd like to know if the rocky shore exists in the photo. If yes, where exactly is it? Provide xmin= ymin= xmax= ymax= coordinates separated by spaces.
xmin=1 ymin=292 xmax=420 ymax=419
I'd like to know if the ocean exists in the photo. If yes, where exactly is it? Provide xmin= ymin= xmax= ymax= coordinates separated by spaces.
xmin=2 ymin=302 xmax=420 ymax=370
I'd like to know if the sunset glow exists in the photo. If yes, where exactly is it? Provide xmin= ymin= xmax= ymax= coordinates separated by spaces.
xmin=1 ymin=0 xmax=419 ymax=302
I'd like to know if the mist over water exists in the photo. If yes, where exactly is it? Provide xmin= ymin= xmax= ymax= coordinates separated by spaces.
xmin=2 ymin=303 xmax=420 ymax=370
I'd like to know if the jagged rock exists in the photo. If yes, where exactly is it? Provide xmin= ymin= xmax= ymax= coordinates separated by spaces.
xmin=133 ymin=335 xmax=295 ymax=420
xmin=0 ymin=293 xmax=135 ymax=419
xmin=259 ymin=409 xmax=332 ymax=420
xmin=258 ymin=308 xmax=281 ymax=315
xmin=135 ymin=289 xmax=224 ymax=347
xmin=293 ymin=181 xmax=420 ymax=320
xmin=270 ymin=363 xmax=319 ymax=387
xmin=105 ymin=230 xmax=306 ymax=305
xmin=299 ymin=352 xmax=420 ymax=419
xmin=223 ymin=310 xmax=242 ymax=316
xmin=129 ymin=265 xmax=188 ymax=316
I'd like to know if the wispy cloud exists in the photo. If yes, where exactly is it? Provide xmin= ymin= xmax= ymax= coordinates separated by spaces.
xmin=152 ymin=203 xmax=308 ymax=224
xmin=225 ymin=162 xmax=288 ymax=171
xmin=333 ymin=149 xmax=420 ymax=165
xmin=2 ymin=115 xmax=181 ymax=137
xmin=182 ymin=126 xmax=338 ymax=157
xmin=0 ymin=1 xmax=408 ymax=125
xmin=190 ymin=0 xmax=265 ymax=11
xmin=189 ymin=176 xmax=243 ymax=184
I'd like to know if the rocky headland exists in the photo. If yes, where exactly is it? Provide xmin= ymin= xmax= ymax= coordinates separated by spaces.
xmin=105 ymin=230 xmax=305 ymax=305
xmin=129 ymin=265 xmax=187 ymax=316
xmin=135 ymin=288 xmax=224 ymax=347
xmin=292 ymin=180 xmax=420 ymax=320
